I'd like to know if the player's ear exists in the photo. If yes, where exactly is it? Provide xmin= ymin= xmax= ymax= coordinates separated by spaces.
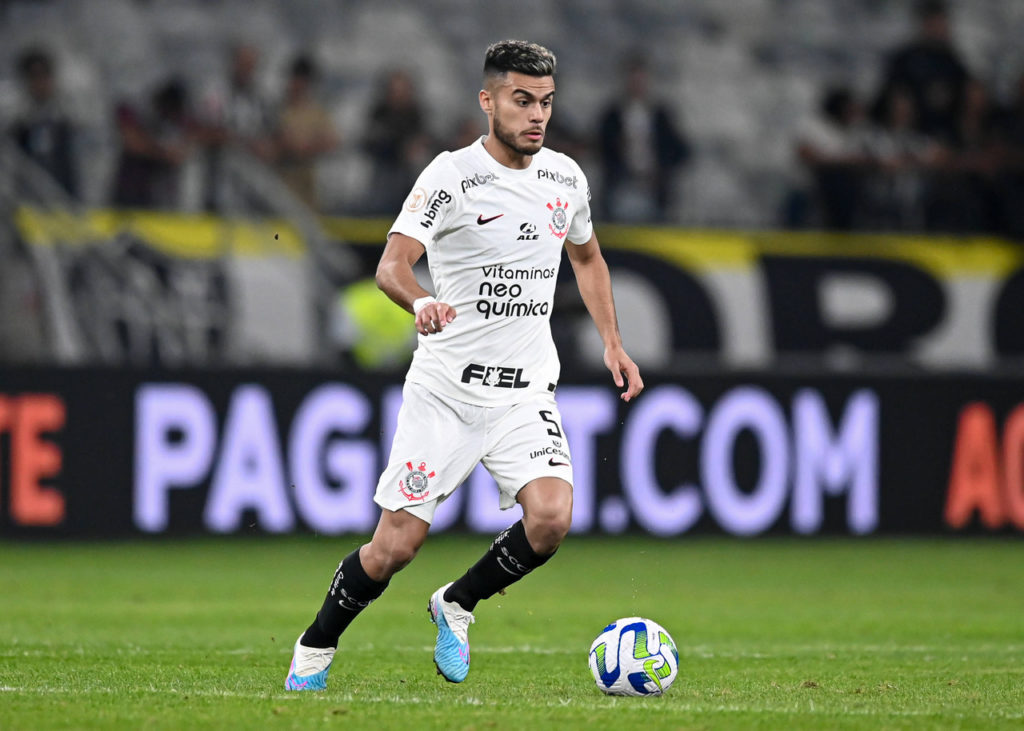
xmin=479 ymin=88 xmax=492 ymax=114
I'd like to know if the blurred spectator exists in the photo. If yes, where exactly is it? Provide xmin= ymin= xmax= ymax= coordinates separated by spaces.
xmin=953 ymin=78 xmax=1000 ymax=155
xmin=878 ymin=0 xmax=968 ymax=143
xmin=927 ymin=77 xmax=1001 ymax=233
xmin=544 ymin=116 xmax=589 ymax=161
xmin=9 ymin=46 xmax=78 ymax=198
xmin=994 ymin=72 xmax=1024 ymax=157
xmin=111 ymin=78 xmax=200 ymax=209
xmin=362 ymin=69 xmax=432 ymax=215
xmin=202 ymin=43 xmax=275 ymax=156
xmin=794 ymin=87 xmax=872 ymax=230
xmin=992 ymin=72 xmax=1024 ymax=238
xmin=860 ymin=84 xmax=943 ymax=230
xmin=199 ymin=43 xmax=276 ymax=211
xmin=448 ymin=115 xmax=485 ymax=150
xmin=596 ymin=53 xmax=690 ymax=223
xmin=274 ymin=55 xmax=339 ymax=211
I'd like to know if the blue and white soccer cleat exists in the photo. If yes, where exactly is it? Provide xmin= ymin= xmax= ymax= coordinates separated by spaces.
xmin=284 ymin=636 xmax=335 ymax=691
xmin=428 ymin=582 xmax=475 ymax=683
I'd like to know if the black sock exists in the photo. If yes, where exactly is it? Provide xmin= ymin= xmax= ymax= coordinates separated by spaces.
xmin=444 ymin=521 xmax=555 ymax=612
xmin=300 ymin=549 xmax=389 ymax=648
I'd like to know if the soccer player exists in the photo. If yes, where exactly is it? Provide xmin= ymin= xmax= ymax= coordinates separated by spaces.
xmin=285 ymin=39 xmax=643 ymax=691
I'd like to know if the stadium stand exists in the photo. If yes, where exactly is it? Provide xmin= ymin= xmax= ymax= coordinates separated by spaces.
xmin=3 ymin=0 xmax=1024 ymax=369
xmin=2 ymin=0 xmax=1024 ymax=228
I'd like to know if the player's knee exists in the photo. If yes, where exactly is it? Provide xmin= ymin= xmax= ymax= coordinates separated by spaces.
xmin=364 ymin=538 xmax=421 ymax=578
xmin=384 ymin=541 xmax=420 ymax=573
xmin=520 ymin=479 xmax=573 ymax=552
xmin=550 ymin=509 xmax=572 ymax=544
xmin=525 ymin=507 xmax=572 ymax=554
xmin=385 ymin=540 xmax=417 ymax=569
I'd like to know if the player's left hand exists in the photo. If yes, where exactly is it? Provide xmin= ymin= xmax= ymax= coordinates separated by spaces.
xmin=603 ymin=345 xmax=644 ymax=402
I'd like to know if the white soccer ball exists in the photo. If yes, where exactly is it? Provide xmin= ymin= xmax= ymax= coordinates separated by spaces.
xmin=588 ymin=617 xmax=679 ymax=696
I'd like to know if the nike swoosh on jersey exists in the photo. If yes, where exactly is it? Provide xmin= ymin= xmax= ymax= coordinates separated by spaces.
xmin=548 ymin=458 xmax=570 ymax=467
xmin=477 ymin=213 xmax=504 ymax=225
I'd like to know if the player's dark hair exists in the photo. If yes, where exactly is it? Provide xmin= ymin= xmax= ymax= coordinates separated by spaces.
xmin=483 ymin=40 xmax=556 ymax=81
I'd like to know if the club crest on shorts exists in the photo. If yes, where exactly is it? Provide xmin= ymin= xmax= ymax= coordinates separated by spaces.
xmin=546 ymin=198 xmax=569 ymax=239
xmin=399 ymin=461 xmax=435 ymax=501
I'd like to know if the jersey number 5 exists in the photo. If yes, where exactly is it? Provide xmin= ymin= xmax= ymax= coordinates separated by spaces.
xmin=538 ymin=410 xmax=563 ymax=438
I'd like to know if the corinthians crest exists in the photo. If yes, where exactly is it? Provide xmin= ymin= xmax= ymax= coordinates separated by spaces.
xmin=399 ymin=461 xmax=435 ymax=501
xmin=546 ymin=198 xmax=569 ymax=239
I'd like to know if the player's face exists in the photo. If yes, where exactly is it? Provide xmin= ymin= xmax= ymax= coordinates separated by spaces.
xmin=484 ymin=72 xmax=555 ymax=157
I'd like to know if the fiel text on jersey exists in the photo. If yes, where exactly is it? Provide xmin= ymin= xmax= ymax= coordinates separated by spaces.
xmin=461 ymin=363 xmax=531 ymax=389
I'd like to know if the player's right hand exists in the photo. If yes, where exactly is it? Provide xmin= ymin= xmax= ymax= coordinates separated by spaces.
xmin=416 ymin=302 xmax=457 ymax=335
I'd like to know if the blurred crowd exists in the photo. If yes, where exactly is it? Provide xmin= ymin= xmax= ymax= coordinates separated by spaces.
xmin=6 ymin=0 xmax=1024 ymax=237
xmin=790 ymin=0 xmax=1024 ymax=237
xmin=6 ymin=37 xmax=689 ymax=225
xmin=10 ymin=42 xmax=341 ymax=213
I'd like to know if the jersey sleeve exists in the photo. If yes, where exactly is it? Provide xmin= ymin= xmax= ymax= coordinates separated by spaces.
xmin=388 ymin=152 xmax=457 ymax=250
xmin=566 ymin=162 xmax=594 ymax=245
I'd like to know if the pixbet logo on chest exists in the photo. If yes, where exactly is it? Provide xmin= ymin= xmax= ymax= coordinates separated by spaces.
xmin=462 ymin=172 xmax=498 ymax=193
xmin=537 ymin=169 xmax=578 ymax=188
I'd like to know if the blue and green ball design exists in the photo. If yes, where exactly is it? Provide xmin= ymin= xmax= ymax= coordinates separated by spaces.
xmin=588 ymin=617 xmax=679 ymax=696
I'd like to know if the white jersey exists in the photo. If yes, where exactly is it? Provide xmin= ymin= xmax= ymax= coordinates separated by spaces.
xmin=389 ymin=137 xmax=593 ymax=406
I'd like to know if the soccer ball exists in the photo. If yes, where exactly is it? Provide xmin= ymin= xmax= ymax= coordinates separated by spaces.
xmin=588 ymin=617 xmax=679 ymax=696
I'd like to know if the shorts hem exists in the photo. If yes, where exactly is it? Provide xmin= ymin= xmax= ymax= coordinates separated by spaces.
xmin=496 ymin=468 xmax=573 ymax=510
xmin=373 ymin=495 xmax=444 ymax=525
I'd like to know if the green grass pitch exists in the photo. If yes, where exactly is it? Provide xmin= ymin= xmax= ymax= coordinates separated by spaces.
xmin=1 ymin=535 xmax=1022 ymax=729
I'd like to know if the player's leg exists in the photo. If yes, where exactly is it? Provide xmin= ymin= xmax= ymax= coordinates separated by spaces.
xmin=442 ymin=476 xmax=571 ymax=613
xmin=288 ymin=381 xmax=482 ymax=690
xmin=301 ymin=508 xmax=430 ymax=646
xmin=444 ymin=393 xmax=574 ymax=611
xmin=285 ymin=509 xmax=429 ymax=691
xmin=430 ymin=395 xmax=573 ymax=683
xmin=429 ymin=476 xmax=570 ymax=683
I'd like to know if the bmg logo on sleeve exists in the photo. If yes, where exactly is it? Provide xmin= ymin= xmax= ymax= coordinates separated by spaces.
xmin=419 ymin=189 xmax=453 ymax=229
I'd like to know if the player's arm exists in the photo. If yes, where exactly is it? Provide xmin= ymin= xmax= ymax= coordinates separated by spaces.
xmin=376 ymin=232 xmax=456 ymax=335
xmin=565 ymin=233 xmax=644 ymax=402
